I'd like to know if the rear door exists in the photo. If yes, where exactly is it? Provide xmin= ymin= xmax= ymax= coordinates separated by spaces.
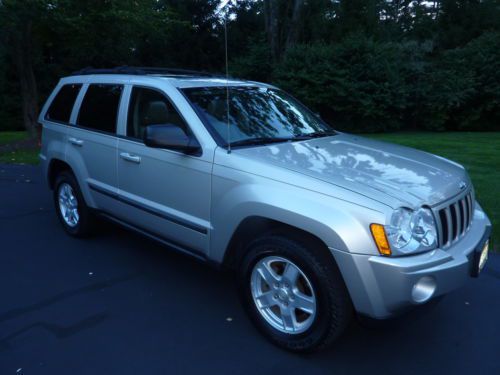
xmin=40 ymin=82 xmax=82 ymax=170
xmin=115 ymin=85 xmax=212 ymax=257
xmin=66 ymin=83 xmax=124 ymax=211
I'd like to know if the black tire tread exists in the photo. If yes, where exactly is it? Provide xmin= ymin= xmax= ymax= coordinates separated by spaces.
xmin=239 ymin=233 xmax=352 ymax=352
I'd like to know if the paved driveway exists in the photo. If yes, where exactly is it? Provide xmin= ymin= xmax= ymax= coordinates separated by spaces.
xmin=0 ymin=164 xmax=499 ymax=375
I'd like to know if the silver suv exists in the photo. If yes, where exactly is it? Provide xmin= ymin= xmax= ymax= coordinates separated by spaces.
xmin=39 ymin=67 xmax=491 ymax=352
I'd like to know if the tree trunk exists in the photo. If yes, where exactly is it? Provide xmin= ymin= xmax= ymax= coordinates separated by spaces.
xmin=285 ymin=0 xmax=304 ymax=51
xmin=264 ymin=0 xmax=281 ymax=62
xmin=13 ymin=20 xmax=38 ymax=137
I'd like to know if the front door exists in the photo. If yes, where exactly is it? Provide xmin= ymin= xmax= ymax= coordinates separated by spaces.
xmin=116 ymin=86 xmax=212 ymax=256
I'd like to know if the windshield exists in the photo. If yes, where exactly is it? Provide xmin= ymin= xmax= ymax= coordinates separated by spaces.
xmin=182 ymin=86 xmax=334 ymax=147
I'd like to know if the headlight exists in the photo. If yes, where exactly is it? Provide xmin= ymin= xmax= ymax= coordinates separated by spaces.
xmin=385 ymin=207 xmax=438 ymax=255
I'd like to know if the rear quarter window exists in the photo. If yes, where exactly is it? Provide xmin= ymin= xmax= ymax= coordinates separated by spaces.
xmin=45 ymin=84 xmax=82 ymax=123
xmin=77 ymin=84 xmax=123 ymax=133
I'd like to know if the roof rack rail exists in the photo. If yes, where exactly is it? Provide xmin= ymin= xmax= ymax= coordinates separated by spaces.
xmin=71 ymin=66 xmax=220 ymax=77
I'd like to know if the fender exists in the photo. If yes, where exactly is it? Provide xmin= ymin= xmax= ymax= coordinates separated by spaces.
xmin=62 ymin=140 xmax=99 ymax=208
xmin=209 ymin=170 xmax=388 ymax=264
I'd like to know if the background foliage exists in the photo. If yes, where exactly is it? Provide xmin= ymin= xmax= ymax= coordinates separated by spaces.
xmin=0 ymin=0 xmax=499 ymax=134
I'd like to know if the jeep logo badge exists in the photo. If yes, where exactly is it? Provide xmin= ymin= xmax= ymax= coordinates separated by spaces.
xmin=459 ymin=181 xmax=467 ymax=190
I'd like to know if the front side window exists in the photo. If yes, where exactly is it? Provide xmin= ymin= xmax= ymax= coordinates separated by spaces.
xmin=46 ymin=84 xmax=82 ymax=123
xmin=127 ymin=87 xmax=188 ymax=140
xmin=182 ymin=86 xmax=334 ymax=146
xmin=77 ymin=84 xmax=123 ymax=133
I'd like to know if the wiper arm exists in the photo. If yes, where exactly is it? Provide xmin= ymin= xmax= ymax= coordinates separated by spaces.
xmin=299 ymin=131 xmax=337 ymax=139
xmin=229 ymin=131 xmax=337 ymax=148
xmin=229 ymin=137 xmax=294 ymax=148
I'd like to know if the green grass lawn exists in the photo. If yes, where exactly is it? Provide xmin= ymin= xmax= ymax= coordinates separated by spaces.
xmin=0 ymin=148 xmax=41 ymax=164
xmin=0 ymin=131 xmax=31 ymax=145
xmin=0 ymin=131 xmax=40 ymax=164
xmin=366 ymin=132 xmax=499 ymax=250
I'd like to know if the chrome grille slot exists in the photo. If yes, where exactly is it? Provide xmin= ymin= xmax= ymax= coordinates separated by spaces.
xmin=464 ymin=195 xmax=470 ymax=226
xmin=466 ymin=194 xmax=473 ymax=224
xmin=455 ymin=201 xmax=463 ymax=239
xmin=436 ymin=191 xmax=473 ymax=248
xmin=439 ymin=209 xmax=449 ymax=245
xmin=459 ymin=199 xmax=466 ymax=233
xmin=450 ymin=204 xmax=458 ymax=240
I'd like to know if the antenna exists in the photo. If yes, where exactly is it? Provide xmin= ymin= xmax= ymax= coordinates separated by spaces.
xmin=223 ymin=3 xmax=231 ymax=154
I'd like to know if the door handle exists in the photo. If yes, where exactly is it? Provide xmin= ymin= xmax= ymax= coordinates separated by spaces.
xmin=120 ymin=152 xmax=141 ymax=164
xmin=68 ymin=137 xmax=83 ymax=146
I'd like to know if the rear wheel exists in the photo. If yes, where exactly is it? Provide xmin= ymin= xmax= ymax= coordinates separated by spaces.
xmin=54 ymin=171 xmax=94 ymax=237
xmin=238 ymin=234 xmax=352 ymax=352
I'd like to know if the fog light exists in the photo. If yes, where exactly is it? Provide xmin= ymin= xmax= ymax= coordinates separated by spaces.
xmin=411 ymin=276 xmax=436 ymax=303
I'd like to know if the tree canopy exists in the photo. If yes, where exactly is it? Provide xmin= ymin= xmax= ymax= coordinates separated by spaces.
xmin=0 ymin=0 xmax=499 ymax=134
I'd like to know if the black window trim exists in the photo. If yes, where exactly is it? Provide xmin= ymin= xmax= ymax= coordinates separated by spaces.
xmin=75 ymin=83 xmax=125 ymax=136
xmin=178 ymin=87 xmax=227 ymax=147
xmin=122 ymin=84 xmax=203 ymax=157
xmin=44 ymin=83 xmax=83 ymax=125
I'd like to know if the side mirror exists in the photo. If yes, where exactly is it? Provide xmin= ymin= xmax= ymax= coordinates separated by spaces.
xmin=144 ymin=124 xmax=201 ymax=155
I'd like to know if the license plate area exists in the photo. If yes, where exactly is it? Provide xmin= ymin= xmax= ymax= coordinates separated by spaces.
xmin=471 ymin=239 xmax=489 ymax=277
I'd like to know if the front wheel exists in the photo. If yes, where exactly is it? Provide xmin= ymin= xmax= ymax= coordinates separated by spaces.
xmin=238 ymin=235 xmax=352 ymax=352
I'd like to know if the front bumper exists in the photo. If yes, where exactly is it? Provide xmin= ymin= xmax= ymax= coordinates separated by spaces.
xmin=331 ymin=203 xmax=492 ymax=319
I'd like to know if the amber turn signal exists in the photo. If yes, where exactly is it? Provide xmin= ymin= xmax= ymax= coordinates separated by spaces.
xmin=370 ymin=224 xmax=392 ymax=256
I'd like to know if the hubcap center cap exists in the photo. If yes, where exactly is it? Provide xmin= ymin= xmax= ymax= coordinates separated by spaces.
xmin=278 ymin=287 xmax=291 ymax=301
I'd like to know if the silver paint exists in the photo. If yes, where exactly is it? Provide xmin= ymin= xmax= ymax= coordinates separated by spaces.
xmin=39 ymin=74 xmax=492 ymax=320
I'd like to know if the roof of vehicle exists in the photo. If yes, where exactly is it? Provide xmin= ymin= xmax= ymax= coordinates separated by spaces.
xmin=66 ymin=66 xmax=269 ymax=89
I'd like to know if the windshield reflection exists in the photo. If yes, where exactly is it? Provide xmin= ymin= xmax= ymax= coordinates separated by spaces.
xmin=183 ymin=86 xmax=332 ymax=144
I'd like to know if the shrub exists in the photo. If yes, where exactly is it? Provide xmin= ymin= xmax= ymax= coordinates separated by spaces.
xmin=422 ymin=32 xmax=500 ymax=131
xmin=273 ymin=35 xmax=416 ymax=132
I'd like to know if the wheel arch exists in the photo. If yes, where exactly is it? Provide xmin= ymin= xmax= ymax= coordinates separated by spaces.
xmin=48 ymin=158 xmax=74 ymax=190
xmin=47 ymin=156 xmax=95 ymax=208
xmin=222 ymin=216 xmax=338 ymax=271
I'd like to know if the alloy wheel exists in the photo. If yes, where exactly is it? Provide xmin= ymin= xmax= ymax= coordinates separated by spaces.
xmin=250 ymin=255 xmax=317 ymax=334
xmin=58 ymin=182 xmax=80 ymax=227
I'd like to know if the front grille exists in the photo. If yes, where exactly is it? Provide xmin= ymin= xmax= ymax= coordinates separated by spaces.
xmin=436 ymin=191 xmax=474 ymax=248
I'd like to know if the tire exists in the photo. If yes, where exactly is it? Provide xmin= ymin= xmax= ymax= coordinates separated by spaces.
xmin=53 ymin=170 xmax=94 ymax=237
xmin=238 ymin=234 xmax=352 ymax=352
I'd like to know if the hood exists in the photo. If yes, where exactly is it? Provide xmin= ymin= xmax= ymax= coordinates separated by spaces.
xmin=233 ymin=133 xmax=470 ymax=208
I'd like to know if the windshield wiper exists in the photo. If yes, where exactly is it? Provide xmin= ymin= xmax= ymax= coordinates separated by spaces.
xmin=229 ymin=137 xmax=295 ymax=148
xmin=229 ymin=131 xmax=337 ymax=148
xmin=298 ymin=131 xmax=337 ymax=139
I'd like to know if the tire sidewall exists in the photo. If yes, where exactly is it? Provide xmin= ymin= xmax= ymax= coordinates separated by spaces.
xmin=239 ymin=237 xmax=337 ymax=352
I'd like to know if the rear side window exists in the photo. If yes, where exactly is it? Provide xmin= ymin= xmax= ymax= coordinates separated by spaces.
xmin=45 ymin=84 xmax=82 ymax=123
xmin=77 ymin=84 xmax=123 ymax=133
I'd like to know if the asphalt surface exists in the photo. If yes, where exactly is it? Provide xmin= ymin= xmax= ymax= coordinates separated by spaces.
xmin=0 ymin=164 xmax=499 ymax=375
